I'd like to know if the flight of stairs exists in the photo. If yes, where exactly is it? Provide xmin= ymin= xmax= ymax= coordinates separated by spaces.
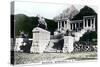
xmin=72 ymin=29 xmax=88 ymax=42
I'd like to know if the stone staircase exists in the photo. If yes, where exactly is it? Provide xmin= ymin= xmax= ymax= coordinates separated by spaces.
xmin=72 ymin=29 xmax=88 ymax=42
xmin=45 ymin=28 xmax=93 ymax=53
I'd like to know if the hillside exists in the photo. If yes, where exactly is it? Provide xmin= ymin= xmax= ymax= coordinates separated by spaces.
xmin=54 ymin=5 xmax=79 ymax=20
xmin=11 ymin=14 xmax=57 ymax=38
xmin=72 ymin=6 xmax=97 ymax=20
xmin=72 ymin=5 xmax=97 ymax=31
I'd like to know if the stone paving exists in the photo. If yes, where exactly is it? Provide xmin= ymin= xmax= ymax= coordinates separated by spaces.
xmin=14 ymin=51 xmax=97 ymax=64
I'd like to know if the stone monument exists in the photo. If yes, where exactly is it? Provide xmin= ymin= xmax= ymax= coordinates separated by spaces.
xmin=30 ymin=27 xmax=50 ymax=53
xmin=63 ymin=30 xmax=74 ymax=53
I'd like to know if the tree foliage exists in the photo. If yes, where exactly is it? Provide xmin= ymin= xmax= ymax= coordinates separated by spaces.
xmin=79 ymin=31 xmax=97 ymax=44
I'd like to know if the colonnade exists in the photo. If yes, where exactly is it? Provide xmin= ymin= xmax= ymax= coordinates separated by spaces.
xmin=83 ymin=17 xmax=95 ymax=30
xmin=57 ymin=16 xmax=96 ymax=31
xmin=57 ymin=20 xmax=69 ymax=30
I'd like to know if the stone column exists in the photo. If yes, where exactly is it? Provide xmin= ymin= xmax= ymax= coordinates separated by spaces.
xmin=59 ymin=21 xmax=61 ymax=30
xmin=78 ymin=23 xmax=80 ymax=30
xmin=73 ymin=23 xmax=75 ymax=30
xmin=86 ymin=19 xmax=88 ymax=27
xmin=59 ymin=21 xmax=61 ymax=29
xmin=71 ymin=24 xmax=73 ymax=30
xmin=68 ymin=20 xmax=71 ymax=30
xmin=58 ymin=21 xmax=59 ymax=31
xmin=93 ymin=18 xmax=95 ymax=30
xmin=64 ymin=21 xmax=66 ymax=30
xmin=66 ymin=21 xmax=67 ymax=30
xmin=90 ymin=19 xmax=92 ymax=27
xmin=75 ymin=23 xmax=76 ymax=30
xmin=83 ymin=19 xmax=85 ymax=29
xmin=60 ymin=21 xmax=61 ymax=30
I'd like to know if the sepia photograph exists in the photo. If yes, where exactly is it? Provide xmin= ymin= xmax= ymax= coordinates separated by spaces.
xmin=11 ymin=1 xmax=97 ymax=65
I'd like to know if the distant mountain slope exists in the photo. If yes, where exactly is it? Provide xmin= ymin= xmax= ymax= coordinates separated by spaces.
xmin=72 ymin=6 xmax=97 ymax=31
xmin=72 ymin=6 xmax=97 ymax=20
xmin=11 ymin=14 xmax=57 ymax=38
xmin=54 ymin=5 xmax=79 ymax=20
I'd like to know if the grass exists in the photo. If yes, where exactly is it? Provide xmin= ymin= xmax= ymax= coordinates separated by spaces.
xmin=14 ymin=51 xmax=97 ymax=64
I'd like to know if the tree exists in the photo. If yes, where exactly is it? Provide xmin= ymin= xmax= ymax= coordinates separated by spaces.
xmin=79 ymin=31 xmax=97 ymax=45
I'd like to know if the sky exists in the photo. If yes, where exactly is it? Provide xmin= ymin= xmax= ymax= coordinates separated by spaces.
xmin=13 ymin=1 xmax=97 ymax=19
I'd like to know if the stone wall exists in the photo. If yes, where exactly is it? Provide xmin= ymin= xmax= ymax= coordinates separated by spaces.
xmin=15 ymin=38 xmax=24 ymax=52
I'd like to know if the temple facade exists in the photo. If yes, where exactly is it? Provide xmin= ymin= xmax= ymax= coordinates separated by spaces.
xmin=56 ymin=16 xmax=96 ymax=32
